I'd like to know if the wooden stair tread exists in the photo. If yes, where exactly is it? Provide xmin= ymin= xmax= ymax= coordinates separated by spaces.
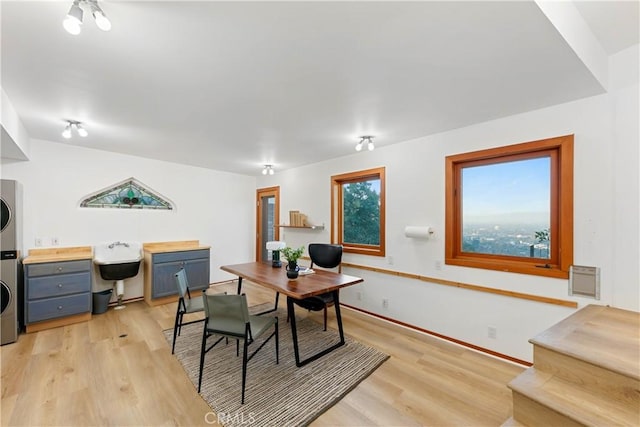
xmin=509 ymin=368 xmax=640 ymax=426
xmin=529 ymin=305 xmax=640 ymax=380
xmin=500 ymin=416 xmax=526 ymax=426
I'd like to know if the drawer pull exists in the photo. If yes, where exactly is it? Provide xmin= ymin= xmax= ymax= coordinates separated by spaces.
xmin=57 ymin=267 xmax=63 ymax=272
xmin=57 ymin=305 xmax=63 ymax=310
xmin=57 ymin=283 xmax=63 ymax=288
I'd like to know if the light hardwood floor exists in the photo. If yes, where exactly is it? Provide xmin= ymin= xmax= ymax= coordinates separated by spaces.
xmin=1 ymin=281 xmax=525 ymax=426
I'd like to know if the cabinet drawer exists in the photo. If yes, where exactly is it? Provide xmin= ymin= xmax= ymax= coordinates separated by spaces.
xmin=27 ymin=293 xmax=91 ymax=323
xmin=153 ymin=249 xmax=209 ymax=264
xmin=28 ymin=272 xmax=91 ymax=299
xmin=27 ymin=260 xmax=91 ymax=277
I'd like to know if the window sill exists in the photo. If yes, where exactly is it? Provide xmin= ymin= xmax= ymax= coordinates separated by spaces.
xmin=445 ymin=257 xmax=569 ymax=279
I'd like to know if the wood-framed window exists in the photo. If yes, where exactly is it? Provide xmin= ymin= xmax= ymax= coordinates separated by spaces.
xmin=331 ymin=167 xmax=386 ymax=257
xmin=445 ymin=135 xmax=573 ymax=279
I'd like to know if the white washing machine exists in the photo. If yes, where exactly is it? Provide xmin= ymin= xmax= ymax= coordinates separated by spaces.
xmin=1 ymin=179 xmax=22 ymax=345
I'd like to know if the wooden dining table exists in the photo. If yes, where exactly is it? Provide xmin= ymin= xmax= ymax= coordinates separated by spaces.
xmin=220 ymin=261 xmax=363 ymax=367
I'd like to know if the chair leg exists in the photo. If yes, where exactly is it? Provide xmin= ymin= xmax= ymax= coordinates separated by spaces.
xmin=177 ymin=312 xmax=184 ymax=336
xmin=198 ymin=327 xmax=208 ymax=393
xmin=275 ymin=319 xmax=279 ymax=364
xmin=323 ymin=306 xmax=328 ymax=331
xmin=171 ymin=309 xmax=181 ymax=354
xmin=241 ymin=338 xmax=249 ymax=404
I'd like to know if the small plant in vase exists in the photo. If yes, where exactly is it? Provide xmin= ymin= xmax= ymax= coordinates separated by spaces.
xmin=282 ymin=246 xmax=304 ymax=279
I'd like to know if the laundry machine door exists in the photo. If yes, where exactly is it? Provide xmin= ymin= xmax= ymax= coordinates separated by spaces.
xmin=1 ymin=280 xmax=10 ymax=314
xmin=0 ymin=198 xmax=10 ymax=232
xmin=0 ymin=279 xmax=18 ymax=345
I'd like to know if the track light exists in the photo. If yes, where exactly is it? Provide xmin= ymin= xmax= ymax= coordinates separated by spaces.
xmin=62 ymin=120 xmax=88 ymax=139
xmin=75 ymin=123 xmax=88 ymax=137
xmin=88 ymin=0 xmax=111 ymax=31
xmin=262 ymin=165 xmax=275 ymax=175
xmin=63 ymin=1 xmax=83 ymax=35
xmin=63 ymin=0 xmax=111 ymax=35
xmin=356 ymin=136 xmax=375 ymax=152
xmin=62 ymin=124 xmax=72 ymax=139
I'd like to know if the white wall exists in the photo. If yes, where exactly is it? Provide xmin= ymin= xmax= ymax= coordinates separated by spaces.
xmin=257 ymin=46 xmax=639 ymax=362
xmin=1 ymin=140 xmax=256 ymax=300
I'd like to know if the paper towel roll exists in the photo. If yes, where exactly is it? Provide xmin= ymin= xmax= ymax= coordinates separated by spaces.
xmin=404 ymin=226 xmax=433 ymax=239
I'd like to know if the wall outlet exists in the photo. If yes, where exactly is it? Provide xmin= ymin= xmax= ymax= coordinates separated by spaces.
xmin=35 ymin=238 xmax=43 ymax=247
xmin=51 ymin=237 xmax=59 ymax=246
xmin=435 ymin=260 xmax=442 ymax=270
xmin=382 ymin=298 xmax=389 ymax=309
xmin=488 ymin=326 xmax=497 ymax=339
xmin=356 ymin=291 xmax=363 ymax=301
xmin=387 ymin=255 xmax=394 ymax=265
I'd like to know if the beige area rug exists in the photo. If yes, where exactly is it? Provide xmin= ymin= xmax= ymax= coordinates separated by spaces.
xmin=164 ymin=305 xmax=389 ymax=427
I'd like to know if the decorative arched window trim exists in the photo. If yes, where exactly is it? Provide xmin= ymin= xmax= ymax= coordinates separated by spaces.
xmin=79 ymin=177 xmax=175 ymax=210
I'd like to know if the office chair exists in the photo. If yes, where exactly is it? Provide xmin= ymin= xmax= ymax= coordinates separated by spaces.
xmin=292 ymin=243 xmax=343 ymax=331
xmin=171 ymin=268 xmax=206 ymax=354
xmin=198 ymin=293 xmax=279 ymax=404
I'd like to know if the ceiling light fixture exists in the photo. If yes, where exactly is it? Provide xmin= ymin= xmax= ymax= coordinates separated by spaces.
xmin=262 ymin=165 xmax=275 ymax=175
xmin=356 ymin=135 xmax=375 ymax=152
xmin=63 ymin=0 xmax=111 ymax=35
xmin=62 ymin=120 xmax=88 ymax=139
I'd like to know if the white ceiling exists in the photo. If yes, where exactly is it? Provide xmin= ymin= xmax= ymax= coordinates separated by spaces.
xmin=1 ymin=1 xmax=638 ymax=176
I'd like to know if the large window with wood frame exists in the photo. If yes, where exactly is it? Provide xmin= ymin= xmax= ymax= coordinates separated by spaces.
xmin=332 ymin=167 xmax=386 ymax=257
xmin=445 ymin=135 xmax=573 ymax=278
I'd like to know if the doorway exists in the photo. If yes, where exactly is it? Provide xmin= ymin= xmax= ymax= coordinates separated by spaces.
xmin=256 ymin=186 xmax=280 ymax=262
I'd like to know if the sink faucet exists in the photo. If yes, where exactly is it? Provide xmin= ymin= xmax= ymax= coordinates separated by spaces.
xmin=108 ymin=241 xmax=130 ymax=249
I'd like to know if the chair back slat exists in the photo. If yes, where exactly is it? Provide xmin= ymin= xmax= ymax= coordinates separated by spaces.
xmin=174 ymin=268 xmax=189 ymax=298
xmin=308 ymin=243 xmax=343 ymax=269
xmin=203 ymin=293 xmax=250 ymax=325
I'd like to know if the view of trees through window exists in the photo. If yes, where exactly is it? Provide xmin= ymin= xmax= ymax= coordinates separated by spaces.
xmin=342 ymin=179 xmax=381 ymax=245
xmin=461 ymin=156 xmax=551 ymax=259
xmin=332 ymin=167 xmax=385 ymax=256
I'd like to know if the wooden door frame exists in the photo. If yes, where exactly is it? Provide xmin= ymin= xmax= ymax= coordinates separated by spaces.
xmin=256 ymin=186 xmax=280 ymax=261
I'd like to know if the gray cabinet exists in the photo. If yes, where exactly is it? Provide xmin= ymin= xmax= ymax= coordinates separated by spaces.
xmin=24 ymin=260 xmax=92 ymax=324
xmin=148 ymin=249 xmax=210 ymax=299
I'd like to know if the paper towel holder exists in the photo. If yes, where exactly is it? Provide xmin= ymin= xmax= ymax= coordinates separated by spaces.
xmin=404 ymin=226 xmax=434 ymax=239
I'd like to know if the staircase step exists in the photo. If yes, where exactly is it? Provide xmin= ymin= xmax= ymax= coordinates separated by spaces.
xmin=508 ymin=367 xmax=640 ymax=427
xmin=530 ymin=305 xmax=640 ymax=380
xmin=500 ymin=416 xmax=526 ymax=427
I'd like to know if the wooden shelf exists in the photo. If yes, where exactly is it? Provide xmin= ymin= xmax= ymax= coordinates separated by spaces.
xmin=278 ymin=224 xmax=325 ymax=230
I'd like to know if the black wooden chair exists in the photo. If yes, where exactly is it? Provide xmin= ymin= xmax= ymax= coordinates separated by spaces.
xmin=292 ymin=243 xmax=343 ymax=330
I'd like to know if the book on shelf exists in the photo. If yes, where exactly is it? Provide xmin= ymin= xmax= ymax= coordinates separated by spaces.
xmin=288 ymin=210 xmax=308 ymax=226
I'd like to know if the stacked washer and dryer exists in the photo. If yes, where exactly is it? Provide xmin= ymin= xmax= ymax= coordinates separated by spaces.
xmin=1 ymin=179 xmax=22 ymax=345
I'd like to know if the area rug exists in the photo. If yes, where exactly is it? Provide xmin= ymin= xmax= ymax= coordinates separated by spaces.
xmin=163 ymin=305 xmax=389 ymax=427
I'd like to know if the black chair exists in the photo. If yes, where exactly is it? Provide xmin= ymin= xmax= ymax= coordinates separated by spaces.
xmin=292 ymin=243 xmax=343 ymax=331
xmin=171 ymin=268 xmax=205 ymax=354
xmin=198 ymin=293 xmax=278 ymax=404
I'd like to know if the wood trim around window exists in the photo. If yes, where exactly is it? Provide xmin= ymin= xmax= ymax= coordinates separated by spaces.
xmin=445 ymin=135 xmax=573 ymax=279
xmin=331 ymin=167 xmax=386 ymax=257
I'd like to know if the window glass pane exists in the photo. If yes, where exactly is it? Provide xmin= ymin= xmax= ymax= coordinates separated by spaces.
xmin=461 ymin=156 xmax=551 ymax=259
xmin=342 ymin=178 xmax=381 ymax=245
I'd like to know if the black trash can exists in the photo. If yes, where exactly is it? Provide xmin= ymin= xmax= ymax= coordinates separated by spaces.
xmin=92 ymin=289 xmax=113 ymax=314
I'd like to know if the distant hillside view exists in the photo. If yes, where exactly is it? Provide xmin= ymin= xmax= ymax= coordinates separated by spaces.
xmin=463 ymin=214 xmax=550 ymax=259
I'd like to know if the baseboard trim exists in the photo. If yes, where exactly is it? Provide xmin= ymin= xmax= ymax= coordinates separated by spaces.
xmin=341 ymin=302 xmax=532 ymax=367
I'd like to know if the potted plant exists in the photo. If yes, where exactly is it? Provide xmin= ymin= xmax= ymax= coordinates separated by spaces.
xmin=281 ymin=246 xmax=304 ymax=279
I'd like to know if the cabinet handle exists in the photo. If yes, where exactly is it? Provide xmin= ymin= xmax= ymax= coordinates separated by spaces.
xmin=57 ymin=283 xmax=63 ymax=288
xmin=57 ymin=267 xmax=63 ymax=272
xmin=57 ymin=305 xmax=63 ymax=310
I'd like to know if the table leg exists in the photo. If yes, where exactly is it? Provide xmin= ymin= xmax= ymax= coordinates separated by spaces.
xmin=236 ymin=277 xmax=243 ymax=294
xmin=288 ymin=290 xmax=346 ymax=367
